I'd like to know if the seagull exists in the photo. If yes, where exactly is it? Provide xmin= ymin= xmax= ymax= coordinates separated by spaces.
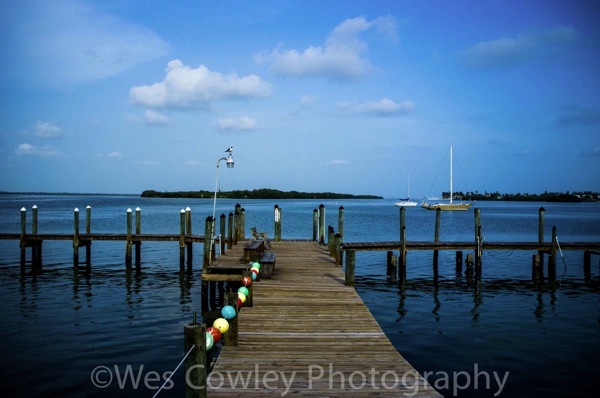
xmin=225 ymin=146 xmax=233 ymax=152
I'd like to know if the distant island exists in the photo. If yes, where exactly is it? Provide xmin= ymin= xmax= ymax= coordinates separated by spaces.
xmin=141 ymin=189 xmax=383 ymax=200
xmin=442 ymin=190 xmax=599 ymax=203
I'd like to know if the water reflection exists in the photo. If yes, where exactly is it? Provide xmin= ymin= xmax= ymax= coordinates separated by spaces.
xmin=360 ymin=274 xmax=598 ymax=325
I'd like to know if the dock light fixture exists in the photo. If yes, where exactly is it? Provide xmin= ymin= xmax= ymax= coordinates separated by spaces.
xmin=211 ymin=148 xmax=235 ymax=258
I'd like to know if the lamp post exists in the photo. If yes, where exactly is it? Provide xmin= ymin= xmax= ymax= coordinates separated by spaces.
xmin=211 ymin=150 xmax=234 ymax=258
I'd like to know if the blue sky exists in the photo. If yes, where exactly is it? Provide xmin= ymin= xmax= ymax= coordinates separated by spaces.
xmin=1 ymin=0 xmax=599 ymax=198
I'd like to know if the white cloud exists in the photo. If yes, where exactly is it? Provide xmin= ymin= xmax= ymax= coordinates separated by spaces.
xmin=33 ymin=121 xmax=62 ymax=138
xmin=464 ymin=25 xmax=577 ymax=69
xmin=14 ymin=143 xmax=63 ymax=157
xmin=338 ymin=98 xmax=414 ymax=116
xmin=144 ymin=110 xmax=169 ymax=126
xmin=129 ymin=60 xmax=272 ymax=108
xmin=4 ymin=0 xmax=168 ymax=85
xmin=257 ymin=16 xmax=398 ymax=80
xmin=107 ymin=151 xmax=123 ymax=158
xmin=216 ymin=116 xmax=258 ymax=131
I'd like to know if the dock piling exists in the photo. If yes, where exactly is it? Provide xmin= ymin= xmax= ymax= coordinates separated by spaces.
xmin=74 ymin=208 xmax=80 ymax=266
xmin=126 ymin=208 xmax=132 ymax=266
xmin=219 ymin=214 xmax=226 ymax=255
xmin=183 ymin=314 xmax=206 ymax=398
xmin=318 ymin=204 xmax=325 ymax=245
xmin=312 ymin=209 xmax=318 ymax=241
xmin=345 ymin=249 xmax=355 ymax=287
xmin=274 ymin=204 xmax=281 ymax=242
xmin=135 ymin=207 xmax=141 ymax=267
xmin=224 ymin=291 xmax=239 ymax=346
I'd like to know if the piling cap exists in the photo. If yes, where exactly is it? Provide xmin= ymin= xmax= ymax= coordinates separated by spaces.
xmin=127 ymin=208 xmax=132 ymax=212
xmin=180 ymin=209 xmax=185 ymax=213
xmin=186 ymin=207 xmax=191 ymax=211
xmin=86 ymin=205 xmax=91 ymax=209
xmin=74 ymin=207 xmax=79 ymax=212
xmin=135 ymin=207 xmax=140 ymax=211
xmin=32 ymin=205 xmax=38 ymax=209
xmin=21 ymin=207 xmax=26 ymax=211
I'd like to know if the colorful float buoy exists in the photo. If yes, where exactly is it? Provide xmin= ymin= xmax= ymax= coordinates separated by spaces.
xmin=213 ymin=318 xmax=230 ymax=334
xmin=238 ymin=291 xmax=247 ymax=304
xmin=206 ymin=326 xmax=222 ymax=344
xmin=221 ymin=305 xmax=236 ymax=320
xmin=238 ymin=286 xmax=249 ymax=297
xmin=241 ymin=276 xmax=253 ymax=287
xmin=205 ymin=331 xmax=214 ymax=350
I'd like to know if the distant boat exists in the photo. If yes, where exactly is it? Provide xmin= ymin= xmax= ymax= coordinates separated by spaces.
xmin=394 ymin=171 xmax=417 ymax=207
xmin=421 ymin=145 xmax=472 ymax=211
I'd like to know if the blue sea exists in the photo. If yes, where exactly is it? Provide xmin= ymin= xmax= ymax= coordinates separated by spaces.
xmin=0 ymin=194 xmax=598 ymax=397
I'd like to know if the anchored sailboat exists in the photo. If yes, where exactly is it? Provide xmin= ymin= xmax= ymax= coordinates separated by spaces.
xmin=421 ymin=145 xmax=472 ymax=211
xmin=395 ymin=172 xmax=417 ymax=207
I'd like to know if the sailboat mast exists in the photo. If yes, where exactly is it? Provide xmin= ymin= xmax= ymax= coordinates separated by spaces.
xmin=449 ymin=145 xmax=453 ymax=204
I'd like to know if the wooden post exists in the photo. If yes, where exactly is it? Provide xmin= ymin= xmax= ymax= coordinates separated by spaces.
xmin=345 ymin=250 xmax=355 ymax=287
xmin=186 ymin=207 xmax=193 ymax=266
xmin=180 ymin=209 xmax=186 ymax=267
xmin=474 ymin=207 xmax=481 ymax=268
xmin=203 ymin=216 xmax=212 ymax=270
xmin=224 ymin=291 xmax=239 ymax=346
xmin=476 ymin=225 xmax=483 ymax=273
xmin=532 ymin=254 xmax=542 ymax=281
xmin=433 ymin=207 xmax=441 ymax=271
xmin=220 ymin=214 xmax=226 ymax=255
xmin=85 ymin=205 xmax=92 ymax=266
xmin=20 ymin=207 xmax=26 ymax=266
xmin=548 ymin=226 xmax=557 ymax=281
xmin=313 ymin=209 xmax=318 ymax=241
xmin=184 ymin=313 xmax=206 ymax=398
xmin=399 ymin=226 xmax=407 ymax=280
xmin=318 ymin=204 xmax=325 ymax=245
xmin=334 ymin=233 xmax=342 ymax=266
xmin=328 ymin=225 xmax=334 ymax=256
xmin=465 ymin=253 xmax=474 ymax=276
xmin=240 ymin=208 xmax=246 ymax=240
xmin=456 ymin=251 xmax=463 ymax=274
xmin=227 ymin=212 xmax=233 ymax=248
xmin=538 ymin=207 xmax=545 ymax=266
xmin=274 ymin=205 xmax=281 ymax=242
xmin=386 ymin=251 xmax=397 ymax=280
xmin=135 ymin=207 xmax=141 ymax=267
xmin=234 ymin=204 xmax=241 ymax=243
xmin=234 ymin=209 xmax=239 ymax=245
xmin=74 ymin=208 xmax=80 ymax=266
xmin=125 ymin=208 xmax=132 ymax=266
xmin=32 ymin=205 xmax=41 ymax=268
xmin=338 ymin=206 xmax=344 ymax=239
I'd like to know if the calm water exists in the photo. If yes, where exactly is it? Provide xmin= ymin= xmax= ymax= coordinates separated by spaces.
xmin=0 ymin=195 xmax=599 ymax=397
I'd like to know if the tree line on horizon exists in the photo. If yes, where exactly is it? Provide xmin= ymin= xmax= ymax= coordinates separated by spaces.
xmin=442 ymin=190 xmax=599 ymax=202
xmin=140 ymin=189 xmax=382 ymax=200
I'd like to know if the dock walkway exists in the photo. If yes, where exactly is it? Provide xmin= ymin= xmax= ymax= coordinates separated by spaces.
xmin=207 ymin=241 xmax=441 ymax=397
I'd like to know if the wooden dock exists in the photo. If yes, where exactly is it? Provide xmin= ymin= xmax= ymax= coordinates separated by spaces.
xmin=207 ymin=241 xmax=442 ymax=397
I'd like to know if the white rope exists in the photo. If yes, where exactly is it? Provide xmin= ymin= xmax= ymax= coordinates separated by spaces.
xmin=152 ymin=343 xmax=196 ymax=398
xmin=556 ymin=236 xmax=567 ymax=279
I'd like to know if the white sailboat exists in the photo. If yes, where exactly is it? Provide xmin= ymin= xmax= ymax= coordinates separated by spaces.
xmin=421 ymin=145 xmax=472 ymax=211
xmin=394 ymin=172 xmax=417 ymax=207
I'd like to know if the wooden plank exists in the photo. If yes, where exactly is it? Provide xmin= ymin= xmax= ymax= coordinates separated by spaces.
xmin=207 ymin=241 xmax=442 ymax=397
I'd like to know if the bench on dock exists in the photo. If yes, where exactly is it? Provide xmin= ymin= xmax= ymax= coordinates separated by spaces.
xmin=259 ymin=252 xmax=276 ymax=278
xmin=244 ymin=238 xmax=265 ymax=262
xmin=250 ymin=227 xmax=271 ymax=249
